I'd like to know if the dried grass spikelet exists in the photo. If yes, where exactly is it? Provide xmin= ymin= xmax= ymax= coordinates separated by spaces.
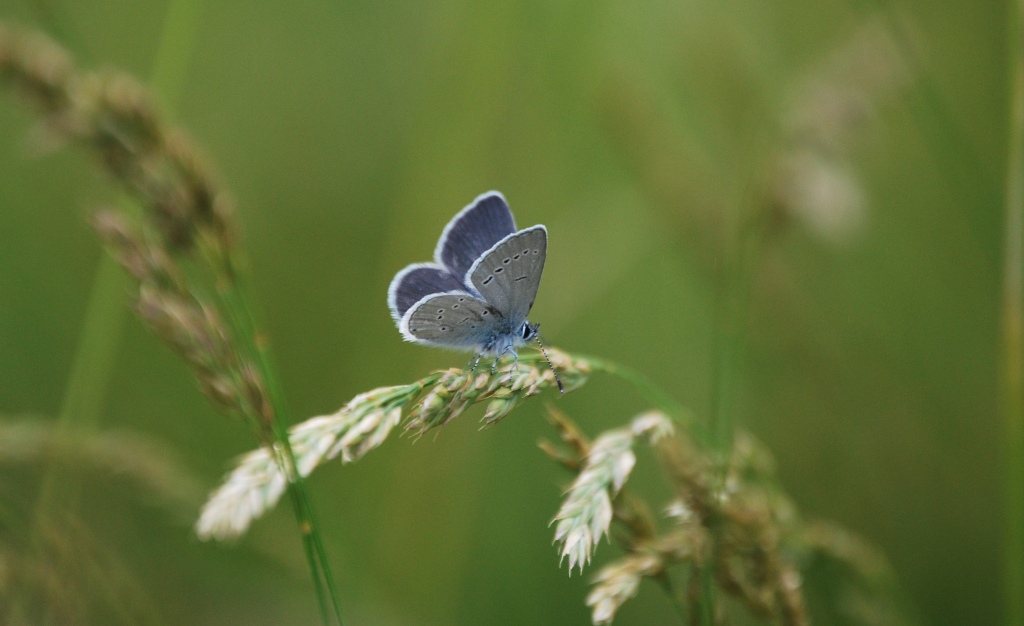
xmin=584 ymin=520 xmax=702 ymax=626
xmin=93 ymin=209 xmax=273 ymax=431
xmin=660 ymin=429 xmax=811 ymax=626
xmin=542 ymin=411 xmax=907 ymax=625
xmin=0 ymin=23 xmax=234 ymax=255
xmin=0 ymin=416 xmax=203 ymax=517
xmin=550 ymin=411 xmax=674 ymax=574
xmin=91 ymin=211 xmax=181 ymax=286
xmin=800 ymin=519 xmax=916 ymax=626
xmin=0 ymin=24 xmax=74 ymax=114
xmin=586 ymin=553 xmax=663 ymax=625
xmin=76 ymin=73 xmax=234 ymax=252
xmin=5 ymin=512 xmax=158 ymax=625
xmin=405 ymin=349 xmax=589 ymax=436
xmin=196 ymin=382 xmax=423 ymax=540
xmin=0 ymin=416 xmax=201 ymax=623
xmin=544 ymin=408 xmax=817 ymax=626
xmin=769 ymin=18 xmax=910 ymax=244
xmin=771 ymin=149 xmax=866 ymax=242
xmin=785 ymin=19 xmax=909 ymax=154
xmin=2 ymin=23 xmax=255 ymax=434
xmin=542 ymin=408 xmax=708 ymax=625
xmin=198 ymin=350 xmax=587 ymax=541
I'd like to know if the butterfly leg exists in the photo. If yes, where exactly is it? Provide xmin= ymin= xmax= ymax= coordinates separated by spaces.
xmin=503 ymin=351 xmax=521 ymax=388
xmin=467 ymin=352 xmax=484 ymax=373
xmin=486 ymin=346 xmax=519 ymax=387
xmin=493 ymin=343 xmax=514 ymax=371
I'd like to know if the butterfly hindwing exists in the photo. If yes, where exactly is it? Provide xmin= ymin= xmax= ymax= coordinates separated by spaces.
xmin=388 ymin=263 xmax=466 ymax=322
xmin=468 ymin=226 xmax=547 ymax=325
xmin=434 ymin=191 xmax=517 ymax=279
xmin=400 ymin=291 xmax=502 ymax=350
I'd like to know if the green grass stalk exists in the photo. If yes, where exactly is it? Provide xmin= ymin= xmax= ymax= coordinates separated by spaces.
xmin=36 ymin=258 xmax=129 ymax=513
xmin=702 ymin=149 xmax=774 ymax=624
xmin=1003 ymin=0 xmax=1024 ymax=623
xmin=20 ymin=3 xmax=344 ymax=623
xmin=580 ymin=354 xmax=691 ymax=426
xmin=849 ymin=0 xmax=1002 ymax=267
xmin=215 ymin=264 xmax=344 ymax=625
xmin=148 ymin=0 xmax=205 ymax=105
xmin=708 ymin=205 xmax=767 ymax=460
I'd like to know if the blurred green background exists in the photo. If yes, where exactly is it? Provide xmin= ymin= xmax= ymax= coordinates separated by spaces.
xmin=0 ymin=0 xmax=1007 ymax=624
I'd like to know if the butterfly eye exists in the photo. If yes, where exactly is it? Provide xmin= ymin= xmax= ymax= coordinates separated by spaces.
xmin=521 ymin=324 xmax=532 ymax=339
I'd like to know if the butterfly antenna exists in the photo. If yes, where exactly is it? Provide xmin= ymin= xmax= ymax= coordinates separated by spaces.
xmin=534 ymin=329 xmax=564 ymax=394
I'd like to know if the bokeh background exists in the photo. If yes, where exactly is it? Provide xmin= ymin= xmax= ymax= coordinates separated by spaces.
xmin=0 ymin=0 xmax=1006 ymax=624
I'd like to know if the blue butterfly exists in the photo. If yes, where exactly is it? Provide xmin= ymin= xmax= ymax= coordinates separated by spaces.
xmin=389 ymin=191 xmax=559 ymax=386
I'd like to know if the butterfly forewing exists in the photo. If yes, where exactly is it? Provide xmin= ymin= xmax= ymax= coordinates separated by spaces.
xmin=468 ymin=226 xmax=547 ymax=325
xmin=434 ymin=192 xmax=517 ymax=279
xmin=401 ymin=291 xmax=502 ymax=348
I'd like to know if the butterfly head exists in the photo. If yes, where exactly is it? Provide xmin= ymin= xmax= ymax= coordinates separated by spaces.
xmin=519 ymin=321 xmax=539 ymax=344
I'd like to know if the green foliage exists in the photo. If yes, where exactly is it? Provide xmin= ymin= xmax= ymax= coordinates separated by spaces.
xmin=0 ymin=1 xmax=1008 ymax=624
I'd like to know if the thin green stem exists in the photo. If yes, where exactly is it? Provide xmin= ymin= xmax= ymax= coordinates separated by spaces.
xmin=579 ymin=354 xmax=693 ymax=426
xmin=701 ymin=151 xmax=772 ymax=626
xmin=149 ymin=2 xmax=345 ymax=617
xmin=148 ymin=0 xmax=205 ymax=105
xmin=654 ymin=574 xmax=689 ymax=624
xmin=24 ymin=0 xmax=110 ymax=520
xmin=707 ymin=207 xmax=765 ymax=459
xmin=1003 ymin=0 xmax=1024 ymax=624
xmin=697 ymin=566 xmax=716 ymax=626
xmin=214 ymin=262 xmax=344 ymax=625
xmin=36 ymin=258 xmax=128 ymax=512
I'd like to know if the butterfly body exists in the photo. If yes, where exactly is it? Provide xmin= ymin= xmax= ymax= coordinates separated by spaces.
xmin=388 ymin=192 xmax=547 ymax=361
